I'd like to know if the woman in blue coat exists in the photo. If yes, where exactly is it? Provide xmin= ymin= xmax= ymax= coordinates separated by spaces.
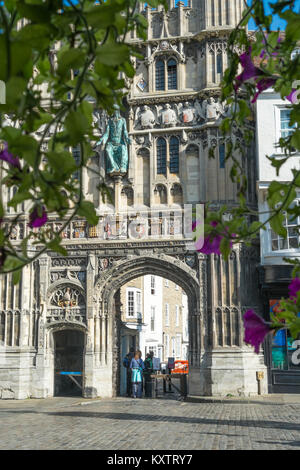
xmin=130 ymin=351 xmax=145 ymax=398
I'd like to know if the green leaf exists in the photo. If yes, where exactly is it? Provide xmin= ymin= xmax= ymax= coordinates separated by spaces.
xmin=220 ymin=237 xmax=231 ymax=260
xmin=17 ymin=24 xmax=52 ymax=52
xmin=269 ymin=212 xmax=287 ymax=238
xmin=64 ymin=110 xmax=89 ymax=146
xmin=96 ymin=43 xmax=130 ymax=66
xmin=77 ymin=200 xmax=99 ymax=226
xmin=10 ymin=135 xmax=39 ymax=167
xmin=48 ymin=239 xmax=68 ymax=257
xmin=0 ymin=37 xmax=32 ymax=81
xmin=57 ymin=49 xmax=86 ymax=78
xmin=47 ymin=150 xmax=77 ymax=175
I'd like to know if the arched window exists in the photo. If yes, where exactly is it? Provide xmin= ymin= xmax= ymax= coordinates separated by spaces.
xmin=157 ymin=138 xmax=167 ymax=175
xmin=155 ymin=60 xmax=165 ymax=91
xmin=167 ymin=59 xmax=177 ymax=90
xmin=169 ymin=136 xmax=179 ymax=173
xmin=219 ymin=143 xmax=225 ymax=168
xmin=217 ymin=53 xmax=222 ymax=75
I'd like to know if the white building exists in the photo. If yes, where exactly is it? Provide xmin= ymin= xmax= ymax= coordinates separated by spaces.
xmin=256 ymin=85 xmax=300 ymax=393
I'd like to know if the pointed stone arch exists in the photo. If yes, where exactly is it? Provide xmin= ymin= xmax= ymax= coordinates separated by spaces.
xmin=92 ymin=253 xmax=202 ymax=397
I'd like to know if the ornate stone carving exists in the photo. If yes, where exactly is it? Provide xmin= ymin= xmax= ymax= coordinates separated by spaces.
xmin=50 ymin=287 xmax=85 ymax=308
xmin=160 ymin=103 xmax=177 ymax=127
xmin=201 ymin=97 xmax=226 ymax=121
xmin=135 ymin=105 xmax=156 ymax=129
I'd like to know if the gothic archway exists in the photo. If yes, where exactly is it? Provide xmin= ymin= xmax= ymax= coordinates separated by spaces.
xmin=94 ymin=254 xmax=201 ymax=397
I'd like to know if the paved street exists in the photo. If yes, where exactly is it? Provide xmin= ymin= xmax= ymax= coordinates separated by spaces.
xmin=1 ymin=394 xmax=300 ymax=450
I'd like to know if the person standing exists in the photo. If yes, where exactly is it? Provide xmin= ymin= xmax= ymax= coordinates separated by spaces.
xmin=144 ymin=353 xmax=154 ymax=398
xmin=130 ymin=351 xmax=145 ymax=398
xmin=123 ymin=347 xmax=135 ymax=397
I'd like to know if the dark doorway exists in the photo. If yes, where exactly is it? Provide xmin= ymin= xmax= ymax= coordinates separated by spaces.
xmin=54 ymin=329 xmax=85 ymax=396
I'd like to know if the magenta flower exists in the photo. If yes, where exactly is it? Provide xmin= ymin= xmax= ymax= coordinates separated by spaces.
xmin=251 ymin=77 xmax=277 ymax=103
xmin=0 ymin=142 xmax=21 ymax=169
xmin=28 ymin=206 xmax=48 ymax=229
xmin=234 ymin=49 xmax=262 ymax=91
xmin=235 ymin=45 xmax=294 ymax=103
xmin=288 ymin=278 xmax=300 ymax=300
xmin=194 ymin=220 xmax=234 ymax=255
xmin=243 ymin=309 xmax=270 ymax=354
xmin=286 ymin=88 xmax=298 ymax=104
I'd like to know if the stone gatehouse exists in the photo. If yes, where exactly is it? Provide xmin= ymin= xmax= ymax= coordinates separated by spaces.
xmin=0 ymin=1 xmax=268 ymax=399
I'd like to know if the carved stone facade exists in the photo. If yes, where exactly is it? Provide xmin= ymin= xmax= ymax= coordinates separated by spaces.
xmin=0 ymin=1 xmax=267 ymax=399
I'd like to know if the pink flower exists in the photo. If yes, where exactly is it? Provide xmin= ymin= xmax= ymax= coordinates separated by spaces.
xmin=243 ymin=309 xmax=270 ymax=354
xmin=235 ymin=44 xmax=295 ymax=103
xmin=234 ymin=49 xmax=262 ymax=91
xmin=194 ymin=220 xmax=234 ymax=255
xmin=251 ymin=77 xmax=277 ymax=103
xmin=28 ymin=206 xmax=48 ymax=229
xmin=288 ymin=278 xmax=300 ymax=300
xmin=286 ymin=88 xmax=298 ymax=104
xmin=0 ymin=142 xmax=21 ymax=169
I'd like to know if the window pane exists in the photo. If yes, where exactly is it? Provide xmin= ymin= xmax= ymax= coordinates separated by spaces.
xmin=170 ymin=136 xmax=179 ymax=173
xmin=156 ymin=60 xmax=165 ymax=91
xmin=167 ymin=59 xmax=177 ymax=90
xmin=157 ymin=138 xmax=167 ymax=175
xmin=217 ymin=54 xmax=222 ymax=74
xmin=127 ymin=291 xmax=135 ymax=317
xmin=219 ymin=144 xmax=225 ymax=169
xmin=280 ymin=109 xmax=296 ymax=138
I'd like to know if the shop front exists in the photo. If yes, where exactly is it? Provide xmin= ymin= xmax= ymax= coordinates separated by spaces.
xmin=260 ymin=265 xmax=300 ymax=393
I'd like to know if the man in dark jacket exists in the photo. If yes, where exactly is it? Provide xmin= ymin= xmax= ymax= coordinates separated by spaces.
xmin=123 ymin=347 xmax=135 ymax=397
xmin=144 ymin=352 xmax=154 ymax=397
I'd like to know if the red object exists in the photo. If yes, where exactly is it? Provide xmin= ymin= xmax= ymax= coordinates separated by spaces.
xmin=171 ymin=360 xmax=189 ymax=375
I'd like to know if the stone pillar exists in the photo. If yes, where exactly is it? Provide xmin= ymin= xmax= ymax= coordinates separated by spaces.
xmin=83 ymin=253 xmax=97 ymax=398
xmin=197 ymin=244 xmax=268 ymax=397
xmin=31 ymin=255 xmax=51 ymax=398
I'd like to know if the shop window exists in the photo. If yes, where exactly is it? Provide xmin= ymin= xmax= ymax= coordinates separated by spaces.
xmin=270 ymin=299 xmax=300 ymax=370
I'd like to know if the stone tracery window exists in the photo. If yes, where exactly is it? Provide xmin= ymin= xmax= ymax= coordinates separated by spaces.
xmin=157 ymin=137 xmax=167 ymax=175
xmin=169 ymin=136 xmax=179 ymax=173
xmin=155 ymin=57 xmax=177 ymax=91
xmin=155 ymin=60 xmax=165 ymax=91
xmin=167 ymin=59 xmax=177 ymax=90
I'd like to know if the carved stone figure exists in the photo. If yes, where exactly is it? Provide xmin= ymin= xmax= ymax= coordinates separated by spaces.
xmin=202 ymin=97 xmax=224 ymax=120
xmin=139 ymin=105 xmax=156 ymax=129
xmin=180 ymin=102 xmax=195 ymax=124
xmin=95 ymin=104 xmax=131 ymax=176
xmin=161 ymin=103 xmax=177 ymax=127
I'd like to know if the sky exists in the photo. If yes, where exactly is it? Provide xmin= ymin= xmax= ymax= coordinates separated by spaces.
xmin=174 ymin=0 xmax=300 ymax=31
xmin=247 ymin=0 xmax=300 ymax=30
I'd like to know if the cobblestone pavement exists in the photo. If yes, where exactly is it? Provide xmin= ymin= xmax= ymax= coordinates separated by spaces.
xmin=1 ymin=394 xmax=300 ymax=450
